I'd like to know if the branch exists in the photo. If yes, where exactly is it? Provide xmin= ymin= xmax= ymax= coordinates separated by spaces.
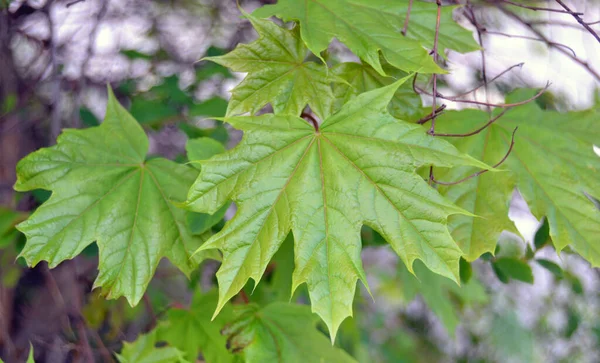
xmin=496 ymin=0 xmax=583 ymax=14
xmin=415 ymin=82 xmax=550 ymax=108
xmin=430 ymin=108 xmax=509 ymax=137
xmin=428 ymin=0 xmax=443 ymax=185
xmin=555 ymin=0 xmax=600 ymax=44
xmin=432 ymin=127 xmax=518 ymax=186
xmin=416 ymin=104 xmax=447 ymax=124
xmin=483 ymin=30 xmax=578 ymax=57
xmin=401 ymin=0 xmax=414 ymax=36
xmin=451 ymin=62 xmax=524 ymax=99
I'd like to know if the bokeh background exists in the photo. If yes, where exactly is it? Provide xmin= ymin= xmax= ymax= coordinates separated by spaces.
xmin=1 ymin=0 xmax=600 ymax=362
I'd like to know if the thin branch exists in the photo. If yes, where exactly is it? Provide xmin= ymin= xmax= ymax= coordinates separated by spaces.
xmin=496 ymin=0 xmax=583 ymax=14
xmin=466 ymin=1 xmax=491 ymax=113
xmin=143 ymin=294 xmax=157 ymax=331
xmin=451 ymin=62 xmax=524 ymax=99
xmin=483 ymin=30 xmax=578 ymax=57
xmin=555 ymin=0 xmax=600 ymax=44
xmin=429 ymin=0 xmax=442 ymax=135
xmin=432 ymin=127 xmax=518 ymax=185
xmin=416 ymin=104 xmax=447 ymax=124
xmin=499 ymin=6 xmax=600 ymax=82
xmin=431 ymin=108 xmax=509 ymax=137
xmin=415 ymin=81 xmax=550 ymax=108
xmin=66 ymin=0 xmax=86 ymax=7
xmin=402 ymin=0 xmax=414 ymax=36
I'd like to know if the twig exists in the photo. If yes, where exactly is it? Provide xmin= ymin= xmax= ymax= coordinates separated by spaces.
xmin=239 ymin=290 xmax=250 ymax=304
xmin=555 ymin=0 xmax=600 ymax=44
xmin=499 ymin=6 xmax=600 ymax=82
xmin=483 ymin=30 xmax=578 ymax=57
xmin=415 ymin=82 xmax=550 ymax=108
xmin=466 ymin=1 xmax=491 ymax=113
xmin=143 ymin=294 xmax=157 ymax=331
xmin=429 ymin=0 xmax=442 ymax=135
xmin=66 ymin=0 xmax=86 ymax=7
xmin=496 ymin=0 xmax=584 ymax=14
xmin=451 ymin=62 xmax=524 ymax=99
xmin=432 ymin=127 xmax=519 ymax=185
xmin=416 ymin=104 xmax=447 ymax=124
xmin=402 ymin=0 xmax=414 ymax=36
xmin=431 ymin=108 xmax=509 ymax=137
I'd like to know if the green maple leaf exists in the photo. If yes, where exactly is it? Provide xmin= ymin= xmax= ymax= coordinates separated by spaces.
xmin=254 ymin=0 xmax=479 ymax=75
xmin=332 ymin=62 xmax=426 ymax=121
xmin=184 ymin=78 xmax=490 ymax=339
xmin=222 ymin=303 xmax=356 ymax=362
xmin=116 ymin=330 xmax=189 ymax=363
xmin=158 ymin=291 xmax=239 ymax=363
xmin=435 ymin=90 xmax=600 ymax=264
xmin=206 ymin=12 xmax=333 ymax=119
xmin=14 ymin=87 xmax=213 ymax=306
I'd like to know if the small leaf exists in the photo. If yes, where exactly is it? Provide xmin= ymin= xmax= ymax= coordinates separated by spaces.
xmin=188 ymin=97 xmax=228 ymax=118
xmin=534 ymin=217 xmax=551 ymax=250
xmin=459 ymin=257 xmax=472 ymax=284
xmin=15 ymin=86 xmax=215 ymax=305
xmin=186 ymin=137 xmax=226 ymax=170
xmin=222 ymin=303 xmax=356 ymax=362
xmin=207 ymin=12 xmax=333 ymax=119
xmin=27 ymin=343 xmax=35 ymax=363
xmin=535 ymin=259 xmax=563 ymax=278
xmin=492 ymin=258 xmax=534 ymax=284
xmin=116 ymin=330 xmax=189 ymax=363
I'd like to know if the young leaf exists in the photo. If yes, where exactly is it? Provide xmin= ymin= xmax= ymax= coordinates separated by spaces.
xmin=116 ymin=330 xmax=189 ymax=363
xmin=206 ymin=12 xmax=333 ymax=119
xmin=536 ymin=258 xmax=563 ymax=278
xmin=185 ymin=78 xmax=490 ymax=340
xmin=14 ymin=87 xmax=214 ymax=306
xmin=534 ymin=217 xmax=551 ymax=250
xmin=158 ymin=291 xmax=238 ymax=363
xmin=332 ymin=62 xmax=426 ymax=121
xmin=435 ymin=92 xmax=600 ymax=266
xmin=222 ymin=303 xmax=356 ymax=362
xmin=255 ymin=0 xmax=478 ymax=75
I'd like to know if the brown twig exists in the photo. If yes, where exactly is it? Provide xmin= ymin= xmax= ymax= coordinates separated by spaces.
xmin=496 ymin=0 xmax=583 ymax=15
xmin=239 ymin=290 xmax=250 ymax=304
xmin=143 ymin=294 xmax=157 ymax=331
xmin=432 ymin=127 xmax=519 ymax=185
xmin=417 ymin=104 xmax=447 ymax=124
xmin=483 ymin=30 xmax=578 ymax=57
xmin=402 ymin=0 xmax=414 ymax=36
xmin=431 ymin=108 xmax=510 ymax=137
xmin=415 ymin=82 xmax=550 ymax=108
xmin=451 ymin=62 xmax=524 ymax=99
xmin=555 ymin=0 xmax=600 ymax=44
xmin=66 ymin=0 xmax=86 ymax=7
xmin=465 ymin=1 xmax=491 ymax=113
xmin=428 ymin=0 xmax=443 ymax=185
xmin=499 ymin=6 xmax=600 ymax=82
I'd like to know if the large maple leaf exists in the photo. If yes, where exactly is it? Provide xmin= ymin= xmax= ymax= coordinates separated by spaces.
xmin=14 ymin=88 xmax=214 ymax=305
xmin=254 ymin=0 xmax=479 ymax=75
xmin=184 ymin=78 xmax=490 ymax=339
xmin=435 ymin=90 xmax=600 ymax=263
xmin=206 ymin=12 xmax=333 ymax=120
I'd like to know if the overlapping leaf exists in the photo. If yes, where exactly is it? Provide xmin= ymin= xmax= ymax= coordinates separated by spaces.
xmin=116 ymin=330 xmax=188 ymax=363
xmin=222 ymin=303 xmax=355 ymax=362
xmin=14 ymin=88 xmax=213 ymax=306
xmin=206 ymin=13 xmax=333 ymax=119
xmin=255 ymin=0 xmax=479 ymax=75
xmin=184 ymin=78 xmax=490 ymax=339
xmin=332 ymin=62 xmax=426 ymax=121
xmin=158 ymin=291 xmax=239 ymax=363
xmin=436 ymin=91 xmax=600 ymax=264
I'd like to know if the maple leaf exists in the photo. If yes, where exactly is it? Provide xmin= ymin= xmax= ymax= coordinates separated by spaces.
xmin=184 ymin=78 xmax=490 ymax=340
xmin=332 ymin=62 xmax=426 ymax=121
xmin=158 ymin=291 xmax=239 ymax=363
xmin=435 ymin=90 xmax=600 ymax=264
xmin=116 ymin=330 xmax=189 ymax=363
xmin=206 ymin=12 xmax=333 ymax=119
xmin=14 ymin=87 xmax=214 ymax=306
xmin=222 ymin=303 xmax=356 ymax=362
xmin=254 ymin=0 xmax=479 ymax=75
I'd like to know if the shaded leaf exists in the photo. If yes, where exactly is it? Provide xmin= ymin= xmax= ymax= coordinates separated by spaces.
xmin=536 ymin=259 xmax=563 ymax=278
xmin=116 ymin=330 xmax=189 ymax=363
xmin=534 ymin=217 xmax=550 ymax=250
xmin=492 ymin=257 xmax=534 ymax=284
xmin=255 ymin=0 xmax=478 ymax=74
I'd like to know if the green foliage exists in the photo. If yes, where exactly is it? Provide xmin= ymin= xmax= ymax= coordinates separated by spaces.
xmin=492 ymin=257 xmax=534 ymax=284
xmin=436 ymin=92 xmax=600 ymax=264
xmin=14 ymin=87 xmax=215 ymax=306
xmin=116 ymin=330 xmax=188 ymax=363
xmin=222 ymin=303 xmax=356 ymax=362
xmin=255 ymin=0 xmax=478 ymax=74
xmin=207 ymin=13 xmax=332 ymax=119
xmin=184 ymin=78 xmax=489 ymax=339
xmin=158 ymin=291 xmax=238 ymax=363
